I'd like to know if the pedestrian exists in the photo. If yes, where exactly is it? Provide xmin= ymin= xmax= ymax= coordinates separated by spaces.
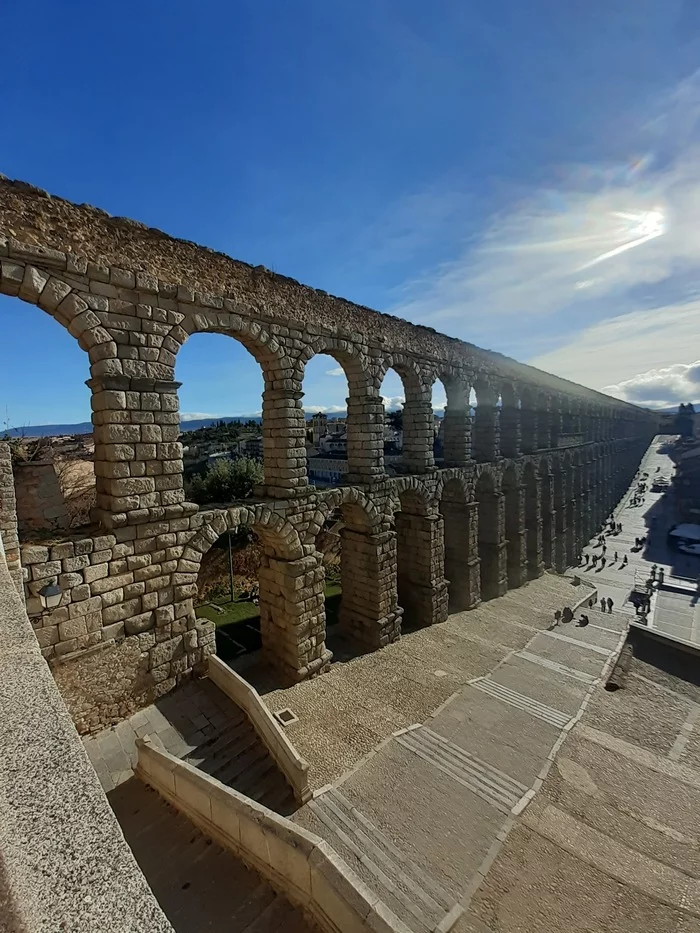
xmin=650 ymin=564 xmax=657 ymax=580
xmin=607 ymin=597 xmax=614 ymax=613
xmin=554 ymin=609 xmax=561 ymax=626
xmin=600 ymin=596 xmax=607 ymax=610
xmin=617 ymin=522 xmax=622 ymax=533
xmin=602 ymin=543 xmax=606 ymax=555
xmin=577 ymin=614 xmax=589 ymax=628
xmin=589 ymin=598 xmax=595 ymax=608
xmin=601 ymin=556 xmax=606 ymax=568
xmin=658 ymin=568 xmax=665 ymax=585
xmin=592 ymin=555 xmax=598 ymax=567
xmin=562 ymin=606 xmax=573 ymax=624
xmin=622 ymin=555 xmax=628 ymax=567
xmin=614 ymin=552 xmax=618 ymax=562
xmin=583 ymin=553 xmax=589 ymax=566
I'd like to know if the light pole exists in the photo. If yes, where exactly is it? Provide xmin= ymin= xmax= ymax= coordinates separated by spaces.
xmin=38 ymin=580 xmax=62 ymax=610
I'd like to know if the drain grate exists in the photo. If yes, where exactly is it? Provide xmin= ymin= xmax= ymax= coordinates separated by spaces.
xmin=273 ymin=707 xmax=299 ymax=727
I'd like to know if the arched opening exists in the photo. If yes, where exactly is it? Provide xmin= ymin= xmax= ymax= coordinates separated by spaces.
xmin=440 ymin=377 xmax=471 ymax=467
xmin=185 ymin=509 xmax=329 ymax=683
xmin=523 ymin=463 xmax=542 ymax=579
xmin=380 ymin=360 xmax=434 ymax=474
xmin=472 ymin=381 xmax=500 ymax=462
xmin=500 ymin=383 xmax=520 ymax=458
xmin=176 ymin=333 xmax=266 ymax=506
xmin=302 ymin=353 xmax=351 ymax=488
xmin=380 ymin=367 xmax=407 ymax=475
xmin=194 ymin=525 xmax=264 ymax=662
xmin=475 ymin=469 xmax=504 ymax=601
xmin=314 ymin=507 xmax=343 ymax=632
xmin=432 ymin=379 xmax=447 ymax=466
xmin=0 ymin=293 xmax=94 ymax=540
xmin=539 ymin=457 xmax=554 ymax=569
xmin=395 ymin=487 xmax=448 ymax=630
xmin=501 ymin=465 xmax=525 ymax=590
xmin=439 ymin=478 xmax=479 ymax=610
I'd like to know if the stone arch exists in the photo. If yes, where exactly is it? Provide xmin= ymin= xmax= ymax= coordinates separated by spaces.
xmin=310 ymin=486 xmax=383 ymax=538
xmin=179 ymin=506 xmax=329 ymax=682
xmin=174 ymin=313 xmax=305 ymax=499
xmin=539 ymin=455 xmax=555 ymax=569
xmin=522 ymin=461 xmax=543 ymax=579
xmin=379 ymin=354 xmax=435 ymax=474
xmin=471 ymin=375 xmax=501 ymax=462
xmin=300 ymin=338 xmax=380 ymax=483
xmin=439 ymin=475 xmax=479 ymax=610
xmin=391 ymin=479 xmax=447 ymax=629
xmin=501 ymin=463 xmax=526 ymax=589
xmin=499 ymin=380 xmax=521 ymax=458
xmin=475 ymin=466 xmax=506 ymax=601
xmin=435 ymin=372 xmax=472 ymax=468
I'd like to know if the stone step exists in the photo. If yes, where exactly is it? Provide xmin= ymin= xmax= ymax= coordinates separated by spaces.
xmin=307 ymin=787 xmax=455 ymax=933
xmin=109 ymin=778 xmax=312 ymax=933
xmin=396 ymin=726 xmax=527 ymax=813
xmin=469 ymin=678 xmax=572 ymax=729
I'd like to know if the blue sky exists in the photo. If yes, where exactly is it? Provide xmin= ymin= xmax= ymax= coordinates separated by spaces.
xmin=2 ymin=0 xmax=700 ymax=427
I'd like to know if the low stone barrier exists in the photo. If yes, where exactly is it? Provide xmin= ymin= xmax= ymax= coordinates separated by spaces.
xmin=136 ymin=738 xmax=410 ymax=933
xmin=0 ymin=543 xmax=171 ymax=931
xmin=208 ymin=655 xmax=312 ymax=803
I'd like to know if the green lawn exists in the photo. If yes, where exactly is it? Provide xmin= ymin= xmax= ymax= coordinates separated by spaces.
xmin=195 ymin=581 xmax=342 ymax=629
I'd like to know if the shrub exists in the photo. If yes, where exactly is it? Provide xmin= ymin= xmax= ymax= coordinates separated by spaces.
xmin=185 ymin=457 xmax=263 ymax=505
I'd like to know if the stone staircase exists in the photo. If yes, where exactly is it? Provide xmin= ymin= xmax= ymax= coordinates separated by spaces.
xmin=109 ymin=778 xmax=313 ymax=933
xmin=297 ymin=787 xmax=457 ymax=933
xmin=182 ymin=700 xmax=296 ymax=816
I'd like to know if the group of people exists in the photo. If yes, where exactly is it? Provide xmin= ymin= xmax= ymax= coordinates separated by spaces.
xmin=582 ymin=551 xmax=628 ymax=570
xmin=554 ymin=606 xmax=590 ymax=627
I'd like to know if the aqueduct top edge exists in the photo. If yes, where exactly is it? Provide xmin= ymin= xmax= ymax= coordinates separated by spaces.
xmin=0 ymin=176 xmax=646 ymax=414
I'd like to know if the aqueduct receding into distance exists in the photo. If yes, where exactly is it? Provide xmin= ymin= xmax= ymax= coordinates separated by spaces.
xmin=0 ymin=178 xmax=656 ymax=733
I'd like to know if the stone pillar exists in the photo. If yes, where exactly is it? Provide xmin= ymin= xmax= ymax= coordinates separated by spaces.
xmin=478 ymin=492 xmax=508 ymax=599
xmin=540 ymin=469 xmax=556 ymax=569
xmin=499 ymin=396 xmax=521 ymax=459
xmin=402 ymin=398 xmax=435 ymax=473
xmin=525 ymin=481 xmax=544 ymax=579
xmin=345 ymin=391 xmax=384 ymax=484
xmin=262 ymin=383 xmax=308 ymax=497
xmin=504 ymin=483 xmax=527 ymax=589
xmin=520 ymin=401 xmax=538 ymax=454
xmin=549 ymin=403 xmax=562 ymax=449
xmin=473 ymin=384 xmax=501 ymax=462
xmin=442 ymin=501 xmax=480 ymax=610
xmin=0 ymin=443 xmax=22 ymax=595
xmin=553 ymin=471 xmax=568 ymax=572
xmin=442 ymin=382 xmax=471 ymax=467
xmin=536 ymin=396 xmax=551 ymax=450
xmin=339 ymin=528 xmax=402 ymax=649
xmin=396 ymin=512 xmax=449 ymax=628
xmin=258 ymin=553 xmax=332 ymax=681
xmin=90 ymin=376 xmax=193 ymax=528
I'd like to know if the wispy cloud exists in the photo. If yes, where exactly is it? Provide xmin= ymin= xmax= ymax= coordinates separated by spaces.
xmin=325 ymin=366 xmax=345 ymax=377
xmin=604 ymin=359 xmax=700 ymax=409
xmin=387 ymin=70 xmax=700 ymax=387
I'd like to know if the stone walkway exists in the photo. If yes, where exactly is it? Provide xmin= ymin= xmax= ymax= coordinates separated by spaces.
xmin=292 ymin=600 xmax=622 ymax=932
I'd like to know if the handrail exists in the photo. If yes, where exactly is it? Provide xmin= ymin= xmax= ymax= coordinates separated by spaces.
xmin=208 ymin=655 xmax=312 ymax=803
xmin=136 ymin=738 xmax=411 ymax=933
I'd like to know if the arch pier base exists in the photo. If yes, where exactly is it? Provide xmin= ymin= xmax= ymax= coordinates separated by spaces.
xmin=396 ymin=511 xmax=449 ymax=629
xmin=338 ymin=528 xmax=403 ymax=650
xmin=259 ymin=553 xmax=332 ymax=682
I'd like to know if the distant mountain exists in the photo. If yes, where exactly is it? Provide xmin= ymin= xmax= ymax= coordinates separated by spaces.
xmin=4 ymin=412 xmax=353 ymax=438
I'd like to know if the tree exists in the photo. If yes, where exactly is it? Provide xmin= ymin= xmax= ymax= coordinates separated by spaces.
xmin=387 ymin=408 xmax=403 ymax=431
xmin=185 ymin=457 xmax=263 ymax=505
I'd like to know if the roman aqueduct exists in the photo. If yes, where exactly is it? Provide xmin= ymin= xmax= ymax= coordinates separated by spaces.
xmin=0 ymin=178 xmax=656 ymax=732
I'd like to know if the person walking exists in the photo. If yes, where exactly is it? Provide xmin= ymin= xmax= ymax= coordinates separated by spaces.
xmin=601 ymin=556 xmax=607 ymax=568
xmin=554 ymin=609 xmax=562 ymax=626
xmin=658 ymin=568 xmax=665 ymax=585
xmin=600 ymin=596 xmax=607 ymax=611
xmin=607 ymin=597 xmax=614 ymax=613
xmin=614 ymin=551 xmax=618 ymax=562
xmin=650 ymin=564 xmax=657 ymax=581
xmin=621 ymin=554 xmax=628 ymax=567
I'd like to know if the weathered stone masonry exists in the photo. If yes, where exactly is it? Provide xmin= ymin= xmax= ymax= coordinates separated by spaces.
xmin=0 ymin=178 xmax=655 ymax=733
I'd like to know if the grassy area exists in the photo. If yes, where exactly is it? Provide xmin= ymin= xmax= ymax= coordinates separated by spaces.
xmin=195 ymin=581 xmax=342 ymax=629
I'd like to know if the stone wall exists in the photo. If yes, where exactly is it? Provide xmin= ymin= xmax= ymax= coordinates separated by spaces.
xmin=14 ymin=459 xmax=71 ymax=533
xmin=0 ymin=443 xmax=22 ymax=594
xmin=0 ymin=178 xmax=658 ymax=733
